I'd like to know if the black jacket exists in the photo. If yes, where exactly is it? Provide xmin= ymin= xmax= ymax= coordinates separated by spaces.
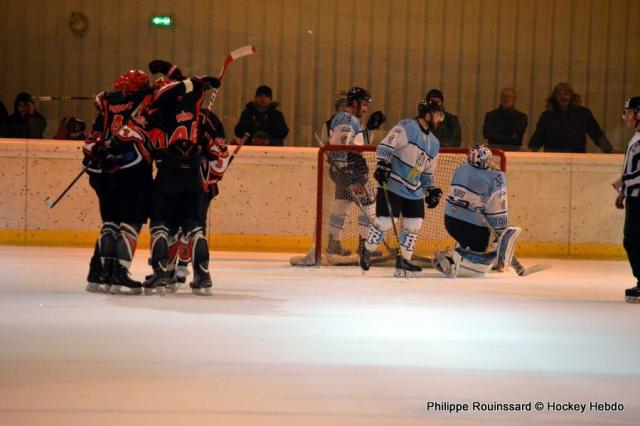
xmin=483 ymin=107 xmax=528 ymax=151
xmin=234 ymin=101 xmax=289 ymax=146
xmin=431 ymin=112 xmax=461 ymax=147
xmin=529 ymin=106 xmax=612 ymax=153
xmin=5 ymin=93 xmax=47 ymax=139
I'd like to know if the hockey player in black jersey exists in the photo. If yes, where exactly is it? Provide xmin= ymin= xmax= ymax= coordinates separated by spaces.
xmin=115 ymin=66 xmax=221 ymax=295
xmin=615 ymin=96 xmax=640 ymax=303
xmin=83 ymin=69 xmax=153 ymax=295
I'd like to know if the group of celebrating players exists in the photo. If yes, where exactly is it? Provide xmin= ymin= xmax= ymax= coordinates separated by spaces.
xmin=83 ymin=61 xmax=229 ymax=296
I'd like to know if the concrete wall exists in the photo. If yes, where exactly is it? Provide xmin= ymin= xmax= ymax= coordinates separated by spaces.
xmin=0 ymin=139 xmax=627 ymax=258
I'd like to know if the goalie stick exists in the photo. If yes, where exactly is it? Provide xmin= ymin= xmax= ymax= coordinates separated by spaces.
xmin=474 ymin=209 xmax=551 ymax=276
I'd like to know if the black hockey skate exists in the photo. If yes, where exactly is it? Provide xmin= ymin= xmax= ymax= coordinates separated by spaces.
xmin=86 ymin=263 xmax=105 ymax=294
xmin=143 ymin=268 xmax=172 ymax=296
xmin=109 ymin=263 xmax=142 ymax=295
xmin=358 ymin=237 xmax=382 ymax=258
xmin=625 ymin=286 xmax=640 ymax=304
xmin=327 ymin=236 xmax=352 ymax=256
xmin=359 ymin=244 xmax=372 ymax=272
xmin=394 ymin=256 xmax=422 ymax=278
xmin=190 ymin=271 xmax=213 ymax=296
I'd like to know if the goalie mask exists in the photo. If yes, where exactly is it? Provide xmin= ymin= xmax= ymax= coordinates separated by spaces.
xmin=113 ymin=69 xmax=150 ymax=93
xmin=468 ymin=144 xmax=493 ymax=170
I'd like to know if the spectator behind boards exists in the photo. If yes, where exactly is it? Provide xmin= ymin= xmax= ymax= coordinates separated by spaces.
xmin=482 ymin=87 xmax=528 ymax=151
xmin=234 ymin=85 xmax=289 ymax=146
xmin=5 ymin=92 xmax=47 ymax=139
xmin=425 ymin=88 xmax=462 ymax=147
xmin=529 ymin=82 xmax=613 ymax=153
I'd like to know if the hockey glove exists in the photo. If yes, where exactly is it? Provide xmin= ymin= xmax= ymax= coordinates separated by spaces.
xmin=191 ymin=75 xmax=221 ymax=91
xmin=148 ymin=59 xmax=184 ymax=80
xmin=374 ymin=160 xmax=392 ymax=185
xmin=424 ymin=187 xmax=443 ymax=209
xmin=367 ymin=110 xmax=386 ymax=130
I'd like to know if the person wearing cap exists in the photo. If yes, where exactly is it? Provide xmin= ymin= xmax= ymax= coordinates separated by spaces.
xmin=234 ymin=85 xmax=289 ymax=146
xmin=425 ymin=88 xmax=462 ymax=147
xmin=529 ymin=82 xmax=613 ymax=153
xmin=614 ymin=96 xmax=640 ymax=303
xmin=5 ymin=92 xmax=47 ymax=139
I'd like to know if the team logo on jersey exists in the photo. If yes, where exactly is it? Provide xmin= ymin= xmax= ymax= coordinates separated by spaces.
xmin=176 ymin=111 xmax=194 ymax=122
xmin=109 ymin=102 xmax=133 ymax=113
xmin=416 ymin=151 xmax=427 ymax=168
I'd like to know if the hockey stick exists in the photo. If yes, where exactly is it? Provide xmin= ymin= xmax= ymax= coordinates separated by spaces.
xmin=32 ymin=96 xmax=93 ymax=101
xmin=382 ymin=183 xmax=407 ymax=279
xmin=207 ymin=44 xmax=256 ymax=111
xmin=44 ymin=168 xmax=87 ymax=208
xmin=474 ymin=209 xmax=551 ymax=276
xmin=312 ymin=132 xmax=394 ymax=254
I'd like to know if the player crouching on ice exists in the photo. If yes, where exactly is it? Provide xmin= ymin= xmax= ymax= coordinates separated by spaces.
xmin=359 ymin=98 xmax=444 ymax=277
xmin=434 ymin=145 xmax=521 ymax=277
xmin=614 ymin=96 xmax=640 ymax=303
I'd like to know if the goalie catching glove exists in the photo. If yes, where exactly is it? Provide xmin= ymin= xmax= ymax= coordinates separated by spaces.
xmin=374 ymin=160 xmax=392 ymax=185
xmin=424 ymin=187 xmax=442 ymax=209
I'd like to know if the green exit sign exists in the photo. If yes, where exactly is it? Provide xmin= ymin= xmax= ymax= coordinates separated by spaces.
xmin=151 ymin=15 xmax=173 ymax=27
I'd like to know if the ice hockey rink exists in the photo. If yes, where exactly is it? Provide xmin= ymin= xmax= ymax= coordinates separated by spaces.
xmin=1 ymin=246 xmax=638 ymax=425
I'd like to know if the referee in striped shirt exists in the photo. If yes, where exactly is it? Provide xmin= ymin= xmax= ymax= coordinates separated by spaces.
xmin=615 ymin=97 xmax=640 ymax=303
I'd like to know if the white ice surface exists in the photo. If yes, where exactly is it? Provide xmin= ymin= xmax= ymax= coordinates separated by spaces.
xmin=0 ymin=246 xmax=639 ymax=425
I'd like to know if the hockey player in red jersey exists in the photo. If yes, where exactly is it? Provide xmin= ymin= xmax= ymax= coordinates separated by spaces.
xmin=114 ymin=62 xmax=221 ymax=295
xmin=83 ymin=69 xmax=154 ymax=295
xmin=173 ymin=108 xmax=230 ymax=286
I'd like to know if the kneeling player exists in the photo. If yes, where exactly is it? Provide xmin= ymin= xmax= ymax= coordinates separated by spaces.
xmin=359 ymin=98 xmax=444 ymax=276
xmin=435 ymin=145 xmax=520 ymax=277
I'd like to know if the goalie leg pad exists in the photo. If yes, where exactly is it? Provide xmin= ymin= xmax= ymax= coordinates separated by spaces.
xmin=456 ymin=247 xmax=496 ymax=277
xmin=435 ymin=248 xmax=462 ymax=277
xmin=328 ymin=199 xmax=351 ymax=239
xmin=496 ymin=226 xmax=522 ymax=271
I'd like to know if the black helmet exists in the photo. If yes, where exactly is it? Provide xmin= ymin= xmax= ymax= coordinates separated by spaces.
xmin=418 ymin=98 xmax=444 ymax=117
xmin=347 ymin=86 xmax=372 ymax=104
xmin=624 ymin=97 xmax=640 ymax=111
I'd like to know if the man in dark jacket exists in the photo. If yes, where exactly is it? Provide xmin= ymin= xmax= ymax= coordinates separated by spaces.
xmin=5 ymin=92 xmax=47 ymax=139
xmin=529 ymin=82 xmax=612 ymax=153
xmin=0 ymin=100 xmax=8 ymax=136
xmin=483 ymin=87 xmax=528 ymax=151
xmin=234 ymin=85 xmax=289 ymax=146
xmin=425 ymin=89 xmax=461 ymax=147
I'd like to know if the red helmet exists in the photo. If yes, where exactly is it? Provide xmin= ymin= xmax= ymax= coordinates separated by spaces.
xmin=153 ymin=76 xmax=172 ymax=90
xmin=113 ymin=69 xmax=150 ymax=92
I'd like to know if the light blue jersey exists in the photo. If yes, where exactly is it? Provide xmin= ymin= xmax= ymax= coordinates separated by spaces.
xmin=444 ymin=163 xmax=508 ymax=231
xmin=329 ymin=111 xmax=365 ymax=146
xmin=376 ymin=119 xmax=440 ymax=200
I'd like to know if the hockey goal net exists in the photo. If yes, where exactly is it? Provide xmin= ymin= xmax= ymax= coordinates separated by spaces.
xmin=313 ymin=145 xmax=506 ymax=266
